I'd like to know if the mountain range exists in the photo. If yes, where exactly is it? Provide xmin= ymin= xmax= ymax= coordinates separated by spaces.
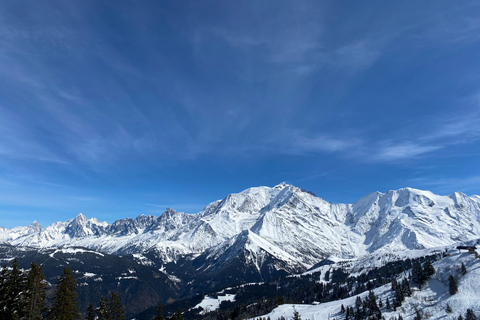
xmin=1 ymin=183 xmax=480 ymax=316
xmin=2 ymin=183 xmax=480 ymax=272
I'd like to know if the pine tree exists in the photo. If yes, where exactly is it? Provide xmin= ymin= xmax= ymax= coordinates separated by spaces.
xmin=171 ymin=308 xmax=183 ymax=320
xmin=3 ymin=258 xmax=27 ymax=320
xmin=412 ymin=261 xmax=426 ymax=287
xmin=386 ymin=297 xmax=390 ymax=310
xmin=414 ymin=309 xmax=422 ymax=320
xmin=154 ymin=303 xmax=165 ymax=320
xmin=466 ymin=309 xmax=477 ymax=320
xmin=391 ymin=278 xmax=398 ymax=291
xmin=340 ymin=304 xmax=345 ymax=314
xmin=86 ymin=301 xmax=95 ymax=320
xmin=459 ymin=315 xmax=464 ymax=320
xmin=446 ymin=303 xmax=452 ymax=313
xmin=401 ymin=278 xmax=412 ymax=297
xmin=448 ymin=275 xmax=458 ymax=295
xmin=97 ymin=296 xmax=108 ymax=320
xmin=97 ymin=293 xmax=126 ymax=320
xmin=0 ymin=264 xmax=10 ymax=319
xmin=395 ymin=284 xmax=404 ymax=307
xmin=23 ymin=262 xmax=46 ymax=320
xmin=461 ymin=263 xmax=467 ymax=276
xmin=107 ymin=292 xmax=126 ymax=320
xmin=423 ymin=261 xmax=435 ymax=278
xmin=49 ymin=267 xmax=79 ymax=320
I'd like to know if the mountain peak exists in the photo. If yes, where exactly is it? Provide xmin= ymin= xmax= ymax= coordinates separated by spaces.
xmin=274 ymin=182 xmax=289 ymax=190
xmin=29 ymin=221 xmax=42 ymax=232
xmin=74 ymin=213 xmax=88 ymax=222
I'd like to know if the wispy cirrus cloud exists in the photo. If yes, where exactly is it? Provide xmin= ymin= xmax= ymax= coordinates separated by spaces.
xmin=375 ymin=142 xmax=442 ymax=162
xmin=290 ymin=133 xmax=362 ymax=154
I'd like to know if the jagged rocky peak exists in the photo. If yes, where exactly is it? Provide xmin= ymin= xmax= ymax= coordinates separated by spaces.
xmin=109 ymin=218 xmax=138 ymax=235
xmin=274 ymin=182 xmax=289 ymax=190
xmin=28 ymin=221 xmax=43 ymax=233
xmin=64 ymin=213 xmax=108 ymax=238
xmin=65 ymin=214 xmax=93 ymax=238
xmin=134 ymin=214 xmax=157 ymax=229
xmin=74 ymin=213 xmax=88 ymax=223
xmin=153 ymin=208 xmax=191 ymax=232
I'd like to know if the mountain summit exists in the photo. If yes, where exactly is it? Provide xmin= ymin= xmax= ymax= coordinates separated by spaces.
xmin=1 ymin=184 xmax=480 ymax=274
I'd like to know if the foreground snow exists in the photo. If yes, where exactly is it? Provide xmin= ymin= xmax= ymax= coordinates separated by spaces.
xmin=254 ymin=247 xmax=480 ymax=320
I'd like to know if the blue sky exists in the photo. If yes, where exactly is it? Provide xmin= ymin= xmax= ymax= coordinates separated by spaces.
xmin=1 ymin=1 xmax=480 ymax=228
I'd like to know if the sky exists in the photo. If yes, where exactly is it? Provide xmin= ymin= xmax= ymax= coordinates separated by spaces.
xmin=1 ymin=0 xmax=480 ymax=228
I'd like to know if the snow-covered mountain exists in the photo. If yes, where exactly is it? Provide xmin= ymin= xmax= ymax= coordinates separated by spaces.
xmin=2 ymin=183 xmax=480 ymax=276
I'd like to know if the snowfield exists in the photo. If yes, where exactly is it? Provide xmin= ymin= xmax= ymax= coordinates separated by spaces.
xmin=254 ymin=247 xmax=480 ymax=320
xmin=194 ymin=294 xmax=236 ymax=315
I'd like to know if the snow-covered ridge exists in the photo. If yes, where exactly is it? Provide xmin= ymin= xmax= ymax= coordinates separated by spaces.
xmin=1 ymin=184 xmax=480 ymax=272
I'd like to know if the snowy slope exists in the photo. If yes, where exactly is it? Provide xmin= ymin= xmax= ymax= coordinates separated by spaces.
xmin=2 ymin=184 xmax=480 ymax=276
xmin=254 ymin=244 xmax=480 ymax=320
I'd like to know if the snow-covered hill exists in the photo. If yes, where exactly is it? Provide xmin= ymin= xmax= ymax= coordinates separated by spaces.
xmin=254 ymin=245 xmax=480 ymax=320
xmin=1 ymin=183 xmax=480 ymax=277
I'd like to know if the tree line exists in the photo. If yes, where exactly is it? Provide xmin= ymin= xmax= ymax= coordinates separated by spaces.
xmin=0 ymin=258 xmax=126 ymax=320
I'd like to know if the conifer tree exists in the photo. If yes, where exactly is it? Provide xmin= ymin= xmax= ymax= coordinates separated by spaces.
xmin=412 ymin=261 xmax=426 ymax=287
xmin=391 ymin=278 xmax=398 ymax=291
xmin=414 ymin=309 xmax=422 ymax=320
xmin=86 ymin=301 xmax=95 ymax=320
xmin=395 ymin=284 xmax=404 ymax=307
xmin=386 ymin=297 xmax=390 ymax=310
xmin=107 ymin=292 xmax=126 ymax=320
xmin=446 ymin=303 xmax=452 ymax=313
xmin=2 ymin=258 xmax=27 ymax=320
xmin=171 ymin=308 xmax=183 ymax=320
xmin=97 ymin=296 xmax=108 ymax=320
xmin=292 ymin=308 xmax=301 ymax=320
xmin=423 ymin=261 xmax=435 ymax=278
xmin=97 ymin=293 xmax=126 ymax=320
xmin=23 ymin=262 xmax=46 ymax=320
xmin=466 ymin=309 xmax=477 ymax=320
xmin=448 ymin=275 xmax=458 ymax=295
xmin=49 ymin=267 xmax=79 ymax=320
xmin=461 ymin=263 xmax=467 ymax=276
xmin=154 ymin=303 xmax=165 ymax=320
xmin=0 ymin=264 xmax=10 ymax=319
xmin=401 ymin=278 xmax=412 ymax=297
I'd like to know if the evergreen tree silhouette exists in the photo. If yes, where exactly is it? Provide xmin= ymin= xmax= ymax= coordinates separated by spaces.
xmin=23 ymin=262 xmax=46 ymax=320
xmin=448 ymin=275 xmax=458 ymax=295
xmin=49 ymin=267 xmax=79 ymax=320
xmin=154 ymin=303 xmax=165 ymax=320
xmin=86 ymin=301 xmax=95 ymax=320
